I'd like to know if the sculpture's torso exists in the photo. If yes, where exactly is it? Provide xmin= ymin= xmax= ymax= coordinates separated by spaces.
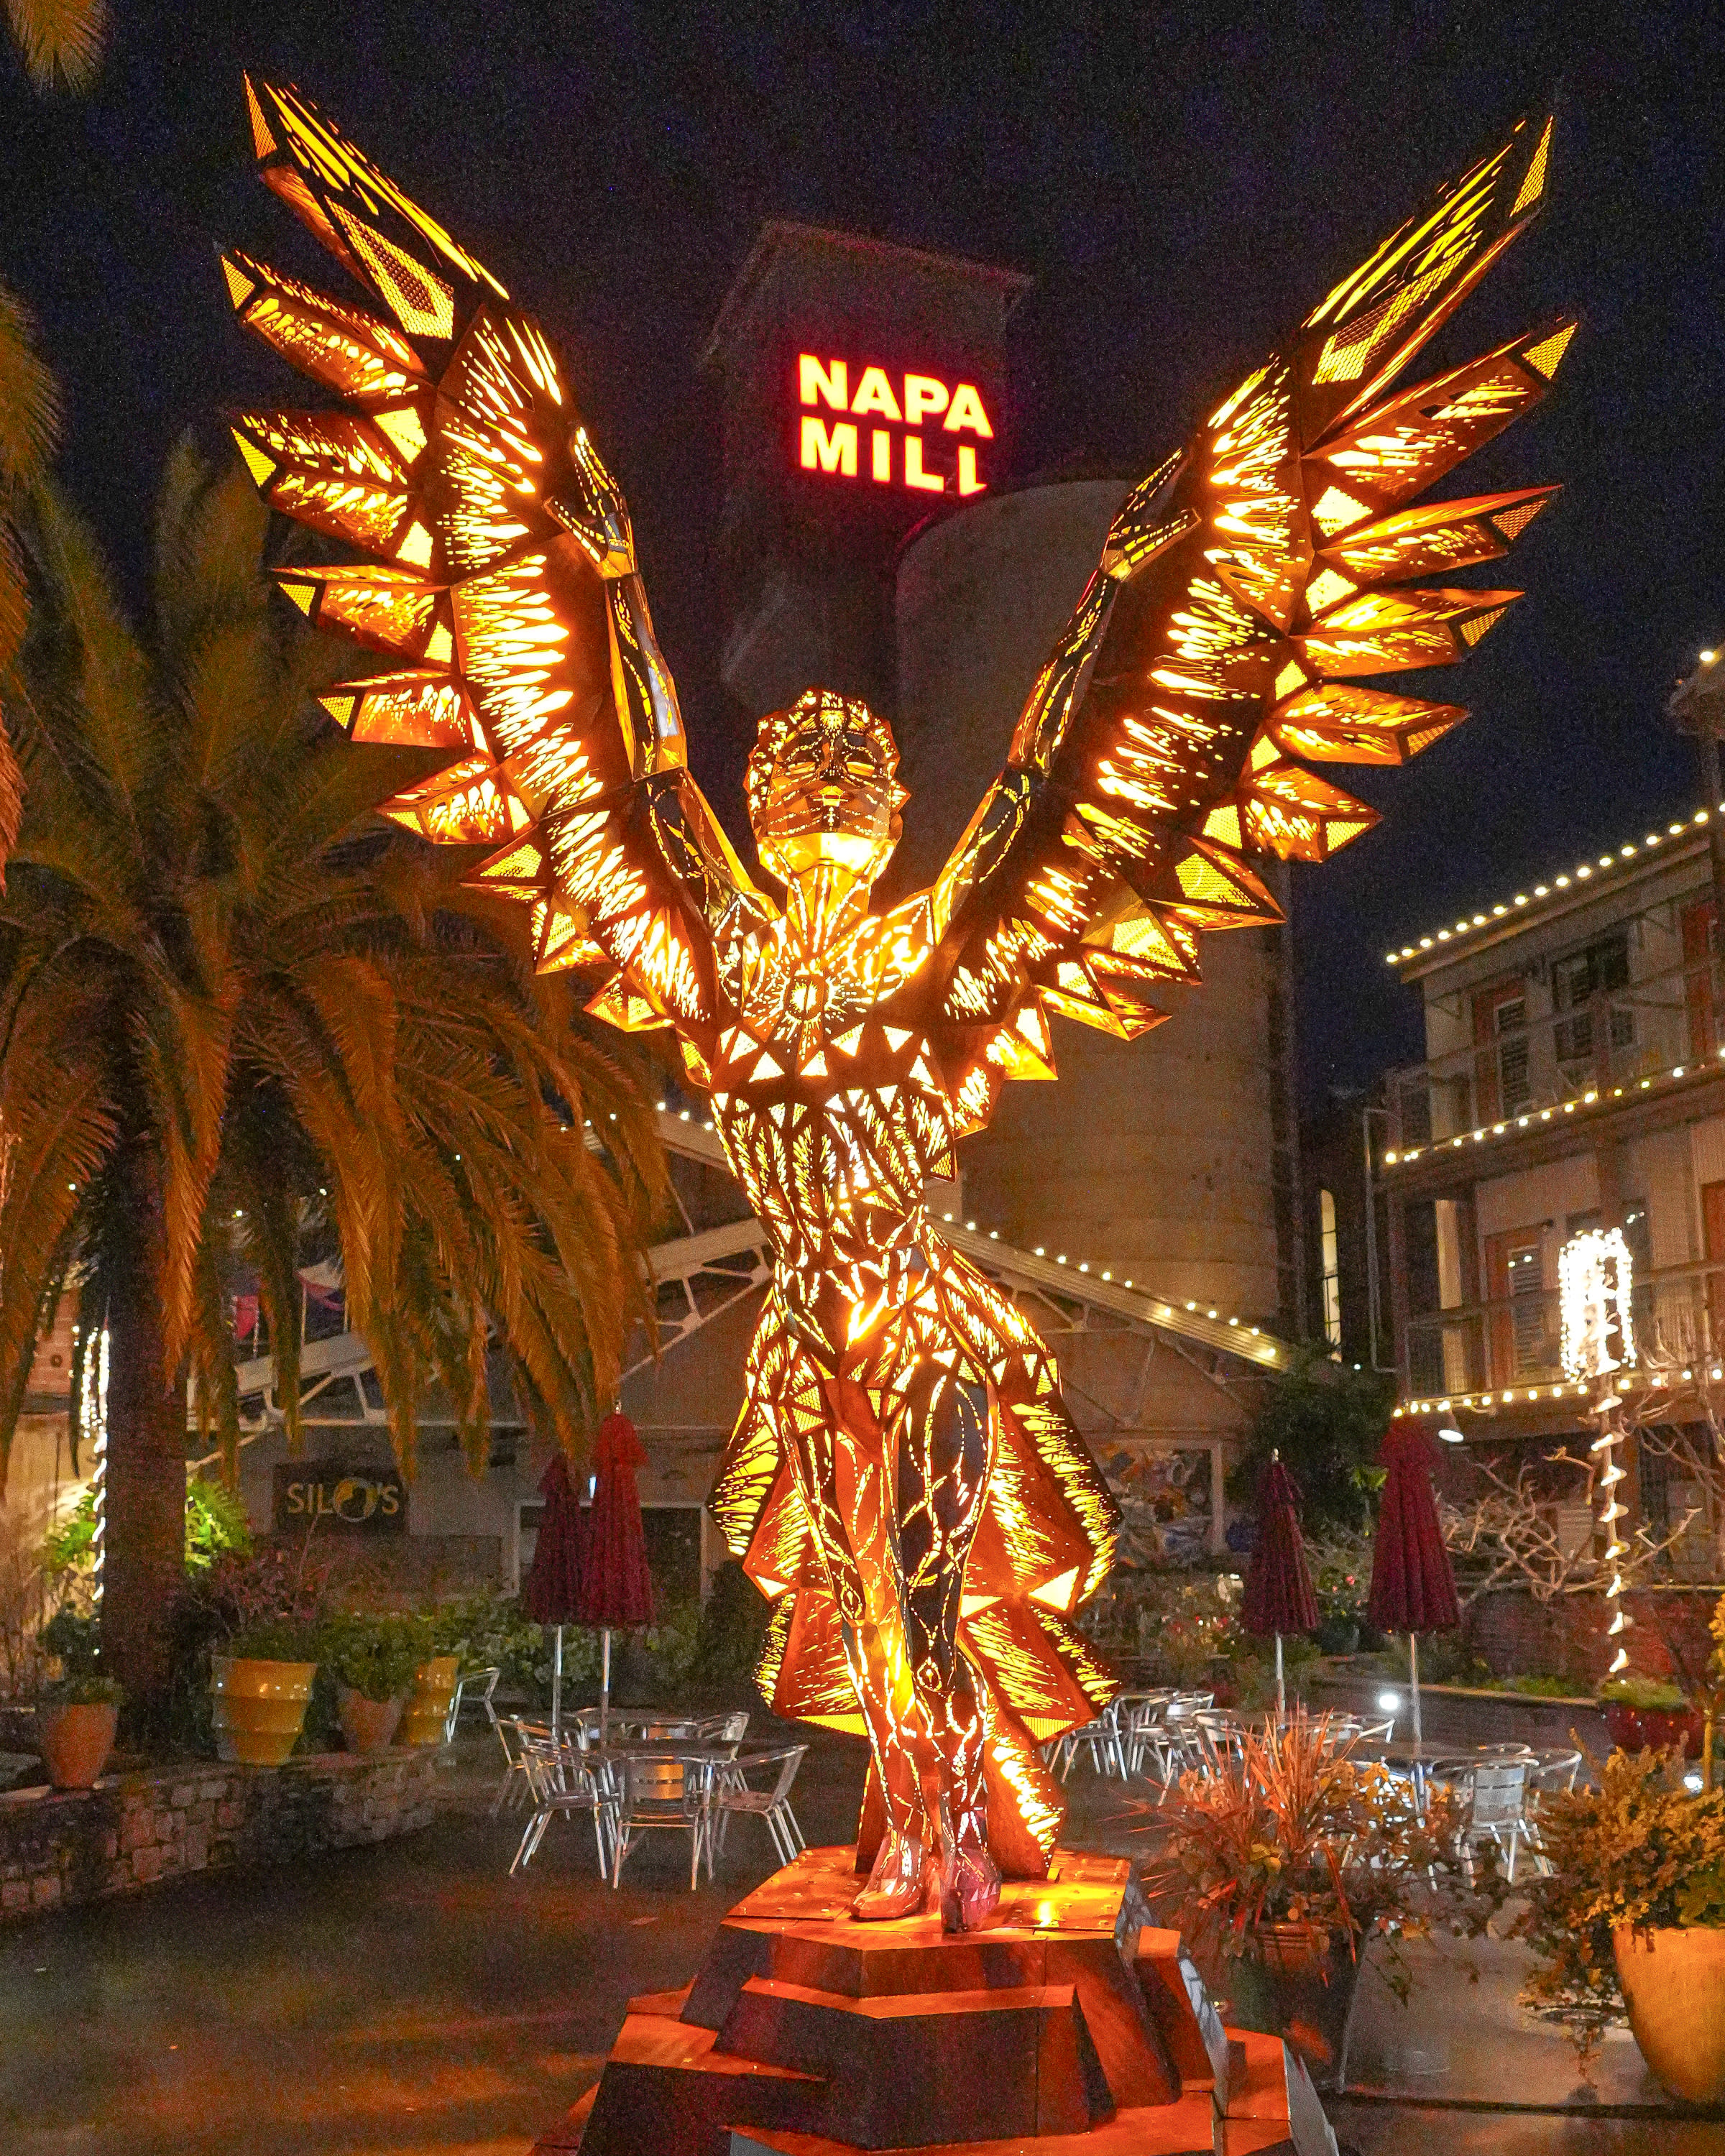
xmin=703 ymin=893 xmax=972 ymax=1365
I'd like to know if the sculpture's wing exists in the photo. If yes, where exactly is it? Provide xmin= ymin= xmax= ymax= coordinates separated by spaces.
xmin=926 ymin=110 xmax=1567 ymax=1097
xmin=223 ymin=78 xmax=765 ymax=1038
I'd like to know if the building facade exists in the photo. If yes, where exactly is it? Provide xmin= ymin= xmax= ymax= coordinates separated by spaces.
xmin=1374 ymin=796 xmax=1725 ymax=1575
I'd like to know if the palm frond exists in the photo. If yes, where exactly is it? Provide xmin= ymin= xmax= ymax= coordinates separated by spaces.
xmin=3 ymin=0 xmax=106 ymax=91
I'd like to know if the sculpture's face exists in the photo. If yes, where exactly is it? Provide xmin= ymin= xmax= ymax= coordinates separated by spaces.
xmin=747 ymin=688 xmax=908 ymax=885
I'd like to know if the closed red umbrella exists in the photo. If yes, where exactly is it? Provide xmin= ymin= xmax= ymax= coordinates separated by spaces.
xmin=575 ymin=1410 xmax=654 ymax=1739
xmin=1243 ymin=1455 xmax=1319 ymax=1715
xmin=1368 ymin=1421 xmax=1460 ymax=1748
xmin=520 ymin=1453 xmax=590 ymax=1741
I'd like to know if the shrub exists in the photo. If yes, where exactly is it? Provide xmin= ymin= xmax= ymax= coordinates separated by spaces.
xmin=225 ymin=1619 xmax=319 ymax=1664
xmin=1512 ymin=1749 xmax=1725 ymax=2064
xmin=317 ymin=1612 xmax=427 ymax=1703
xmin=1228 ymin=1350 xmax=1394 ymax=1539
xmin=37 ymin=1605 xmax=123 ymax=1707
xmin=686 ymin=1560 xmax=773 ymax=1689
xmin=1144 ymin=1708 xmax=1485 ymax=1997
xmin=1597 ymin=1676 xmax=1688 ymax=1712
xmin=424 ymin=1593 xmax=600 ymax=1706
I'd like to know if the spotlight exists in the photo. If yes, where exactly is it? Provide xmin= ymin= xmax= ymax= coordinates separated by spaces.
xmin=1376 ymin=1691 xmax=1401 ymax=1713
xmin=1438 ymin=1424 xmax=1465 ymax=1444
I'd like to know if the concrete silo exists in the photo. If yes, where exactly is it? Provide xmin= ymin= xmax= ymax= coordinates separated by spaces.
xmin=893 ymin=479 xmax=1302 ymax=1333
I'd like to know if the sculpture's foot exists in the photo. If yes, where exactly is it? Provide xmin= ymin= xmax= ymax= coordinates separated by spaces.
xmin=851 ymin=1826 xmax=929 ymax=1920
xmin=937 ymin=1837 xmax=1001 ymax=1934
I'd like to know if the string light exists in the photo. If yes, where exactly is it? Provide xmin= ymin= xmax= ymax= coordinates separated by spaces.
xmin=1383 ymin=1047 xmax=1725 ymax=1171
xmin=1385 ymin=801 xmax=1725 ymax=964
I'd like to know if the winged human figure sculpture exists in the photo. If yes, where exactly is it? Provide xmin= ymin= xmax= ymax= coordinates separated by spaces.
xmin=223 ymin=80 xmax=1566 ymax=1929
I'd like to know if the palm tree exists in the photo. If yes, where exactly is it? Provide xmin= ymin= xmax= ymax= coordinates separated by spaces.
xmin=0 ymin=0 xmax=110 ymax=863
xmin=0 ymin=447 xmax=666 ymax=1720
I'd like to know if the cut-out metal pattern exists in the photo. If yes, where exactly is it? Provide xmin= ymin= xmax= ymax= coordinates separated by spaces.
xmin=223 ymin=83 xmax=1564 ymax=1891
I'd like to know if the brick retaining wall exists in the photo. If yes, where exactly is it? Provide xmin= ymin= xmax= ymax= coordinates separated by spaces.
xmin=1465 ymin=1585 xmax=1720 ymax=1685
xmin=0 ymin=1749 xmax=439 ymax=1918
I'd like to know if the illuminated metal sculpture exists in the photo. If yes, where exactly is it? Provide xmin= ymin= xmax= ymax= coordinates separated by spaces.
xmin=223 ymin=81 xmax=1565 ymax=1929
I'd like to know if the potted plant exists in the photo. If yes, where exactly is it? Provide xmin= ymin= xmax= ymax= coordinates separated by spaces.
xmin=1144 ymin=1708 xmax=1480 ymax=2086
xmin=1514 ymin=1748 xmax=1725 ymax=2101
xmin=210 ymin=1620 xmax=319 ymax=1765
xmin=1307 ymin=1534 xmax=1375 ymax=1658
xmin=1596 ymin=1675 xmax=1701 ymax=1759
xmin=34 ymin=1608 xmax=123 ymax=1789
xmin=318 ymin=1613 xmax=424 ymax=1753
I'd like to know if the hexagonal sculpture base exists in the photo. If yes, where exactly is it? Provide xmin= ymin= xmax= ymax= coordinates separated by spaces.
xmin=533 ymin=1846 xmax=1337 ymax=2156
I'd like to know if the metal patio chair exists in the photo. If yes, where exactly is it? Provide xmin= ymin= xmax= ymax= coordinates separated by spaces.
xmin=610 ymin=1751 xmax=709 ymax=1889
xmin=1062 ymin=1700 xmax=1127 ymax=1780
xmin=1450 ymin=1759 xmax=1549 ymax=1882
xmin=508 ymin=1720 xmax=616 ymax=1876
xmin=490 ymin=1711 xmax=544 ymax=1818
xmin=458 ymin=1664 xmax=501 ymax=1735
xmin=707 ymin=1744 xmax=809 ymax=1872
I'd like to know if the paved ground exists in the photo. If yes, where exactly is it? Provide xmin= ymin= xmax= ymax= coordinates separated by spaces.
xmin=0 ymin=1726 xmax=1716 ymax=2155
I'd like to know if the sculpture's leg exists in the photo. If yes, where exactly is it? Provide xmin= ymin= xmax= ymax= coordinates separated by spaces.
xmin=776 ymin=1369 xmax=935 ymax=1913
xmin=889 ymin=1359 xmax=1000 ymax=1930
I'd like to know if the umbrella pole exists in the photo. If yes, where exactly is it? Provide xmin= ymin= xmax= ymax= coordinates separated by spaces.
xmin=1274 ymin=1633 xmax=1286 ymax=1718
xmin=1409 ymin=1632 xmax=1422 ymax=1751
xmin=599 ymin=1626 xmax=611 ymax=1747
xmin=552 ymin=1624 xmax=564 ymax=1745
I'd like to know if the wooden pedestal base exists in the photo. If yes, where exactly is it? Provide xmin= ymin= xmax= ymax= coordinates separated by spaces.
xmin=535 ymin=1847 xmax=1337 ymax=2156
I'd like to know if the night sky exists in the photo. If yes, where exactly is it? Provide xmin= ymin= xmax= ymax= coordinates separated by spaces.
xmin=4 ymin=1 xmax=1719 ymax=1105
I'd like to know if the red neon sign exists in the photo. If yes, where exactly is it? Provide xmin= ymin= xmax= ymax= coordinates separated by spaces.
xmin=796 ymin=354 xmax=991 ymax=497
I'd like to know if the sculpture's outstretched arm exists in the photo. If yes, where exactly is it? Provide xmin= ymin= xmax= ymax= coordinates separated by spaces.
xmin=923 ymin=108 xmax=1568 ymax=1089
xmin=223 ymin=78 xmax=767 ymax=1043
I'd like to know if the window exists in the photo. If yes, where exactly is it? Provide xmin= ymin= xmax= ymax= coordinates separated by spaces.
xmin=1319 ymin=1188 xmax=1342 ymax=1347
xmin=1552 ymin=931 xmax=1633 ymax=1069
xmin=1506 ymin=1243 xmax=1545 ymax=1373
xmin=643 ymin=1506 xmax=704 ymax=1603
xmin=515 ymin=1499 xmax=545 ymax=1591
xmin=1473 ymin=979 xmax=1531 ymax=1120
xmin=1683 ymin=897 xmax=1719 ymax=1057
xmin=1486 ymin=1226 xmax=1548 ymax=1383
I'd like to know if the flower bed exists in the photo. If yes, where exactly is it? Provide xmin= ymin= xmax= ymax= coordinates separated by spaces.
xmin=0 ymin=1748 xmax=439 ymax=1919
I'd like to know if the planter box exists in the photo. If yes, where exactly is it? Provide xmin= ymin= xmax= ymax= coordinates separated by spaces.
xmin=0 ymin=1749 xmax=440 ymax=1920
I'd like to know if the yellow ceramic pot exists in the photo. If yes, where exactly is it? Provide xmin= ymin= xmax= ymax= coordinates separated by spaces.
xmin=397 ymin=1655 xmax=461 ymax=1747
xmin=210 ymin=1656 xmax=317 ymax=1766
xmin=1613 ymin=1923 xmax=1725 ymax=2102
xmin=37 ymin=1703 xmax=119 ymax=1789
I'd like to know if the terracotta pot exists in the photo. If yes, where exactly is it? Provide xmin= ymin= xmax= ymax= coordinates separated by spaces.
xmin=37 ymin=1702 xmax=119 ymax=1789
xmin=337 ymin=1686 xmax=405 ymax=1755
xmin=397 ymin=1655 xmax=461 ymax=1747
xmin=1225 ymin=1925 xmax=1363 ymax=2088
xmin=1613 ymin=1924 xmax=1725 ymax=2101
xmin=210 ymin=1656 xmax=317 ymax=1766
xmin=1602 ymin=1702 xmax=1644 ymax=1751
xmin=1604 ymin=1703 xmax=1702 ymax=1758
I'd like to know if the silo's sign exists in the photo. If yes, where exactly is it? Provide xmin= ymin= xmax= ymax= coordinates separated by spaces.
xmin=796 ymin=354 xmax=992 ymax=497
xmin=273 ymin=1461 xmax=406 ymax=1534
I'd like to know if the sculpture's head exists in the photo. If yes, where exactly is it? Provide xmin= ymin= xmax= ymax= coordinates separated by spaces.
xmin=746 ymin=688 xmax=908 ymax=886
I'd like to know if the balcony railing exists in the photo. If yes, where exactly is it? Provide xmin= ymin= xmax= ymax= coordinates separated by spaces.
xmin=1405 ymin=1248 xmax=1725 ymax=1399
xmin=1386 ymin=946 xmax=1724 ymax=1151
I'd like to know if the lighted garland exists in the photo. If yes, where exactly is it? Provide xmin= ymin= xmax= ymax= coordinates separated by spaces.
xmin=1558 ymin=1227 xmax=1636 ymax=1674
